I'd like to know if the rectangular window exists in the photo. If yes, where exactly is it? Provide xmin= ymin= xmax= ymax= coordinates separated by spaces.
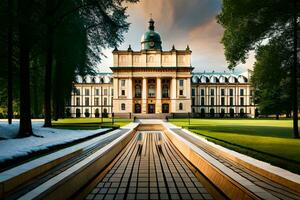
xmin=121 ymin=80 xmax=126 ymax=86
xmin=85 ymin=97 xmax=89 ymax=106
xmin=201 ymin=89 xmax=205 ymax=96
xmin=230 ymin=97 xmax=233 ymax=106
xmin=95 ymin=89 xmax=99 ymax=96
xmin=250 ymin=90 xmax=253 ymax=96
xmin=201 ymin=97 xmax=205 ymax=106
xmin=75 ymin=89 xmax=80 ymax=95
xmin=240 ymin=89 xmax=244 ymax=96
xmin=179 ymin=89 xmax=184 ymax=96
xmin=104 ymin=97 xmax=108 ymax=106
xmin=240 ymin=97 xmax=244 ymax=106
xmin=121 ymin=90 xmax=125 ymax=96
xmin=211 ymin=97 xmax=214 ymax=106
xmin=229 ymin=89 xmax=233 ymax=96
xmin=76 ymin=97 xmax=80 ymax=106
xmin=104 ymin=89 xmax=108 ymax=95
xmin=94 ymin=97 xmax=99 ymax=106
xmin=179 ymin=79 xmax=184 ymax=87
xmin=210 ymin=89 xmax=214 ymax=96
xmin=192 ymin=98 xmax=195 ymax=106
xmin=191 ymin=88 xmax=195 ymax=96
xmin=221 ymin=89 xmax=225 ymax=96
xmin=85 ymin=89 xmax=89 ymax=96
xmin=221 ymin=97 xmax=225 ymax=106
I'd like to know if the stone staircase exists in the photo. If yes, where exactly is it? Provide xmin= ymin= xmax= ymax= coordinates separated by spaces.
xmin=132 ymin=113 xmax=171 ymax=119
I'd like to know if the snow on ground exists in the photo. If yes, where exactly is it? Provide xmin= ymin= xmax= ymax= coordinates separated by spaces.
xmin=0 ymin=121 xmax=109 ymax=163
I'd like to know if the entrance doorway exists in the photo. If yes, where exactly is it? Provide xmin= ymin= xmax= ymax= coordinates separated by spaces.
xmin=135 ymin=103 xmax=141 ymax=113
xmin=148 ymin=104 xmax=155 ymax=113
xmin=162 ymin=104 xmax=169 ymax=113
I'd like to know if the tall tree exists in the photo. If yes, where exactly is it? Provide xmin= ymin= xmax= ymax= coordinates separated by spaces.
xmin=217 ymin=0 xmax=299 ymax=138
xmin=7 ymin=0 xmax=14 ymax=124
xmin=251 ymin=37 xmax=292 ymax=119
xmin=43 ymin=0 xmax=138 ymax=126
xmin=18 ymin=0 xmax=33 ymax=136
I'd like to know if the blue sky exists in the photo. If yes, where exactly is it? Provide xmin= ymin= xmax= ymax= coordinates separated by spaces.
xmin=98 ymin=0 xmax=255 ymax=73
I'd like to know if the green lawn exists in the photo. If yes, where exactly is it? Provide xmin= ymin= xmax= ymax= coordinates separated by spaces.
xmin=169 ymin=118 xmax=300 ymax=174
xmin=52 ymin=118 xmax=132 ymax=130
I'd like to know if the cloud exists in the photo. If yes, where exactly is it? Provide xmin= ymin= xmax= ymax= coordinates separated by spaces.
xmin=99 ymin=0 xmax=254 ymax=73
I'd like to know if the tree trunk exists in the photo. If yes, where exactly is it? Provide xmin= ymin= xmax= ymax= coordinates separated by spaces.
xmin=292 ymin=0 xmax=299 ymax=138
xmin=7 ymin=0 xmax=13 ymax=124
xmin=18 ymin=0 xmax=33 ymax=137
xmin=43 ymin=25 xmax=54 ymax=127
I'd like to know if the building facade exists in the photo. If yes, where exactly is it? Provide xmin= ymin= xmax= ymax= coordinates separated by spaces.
xmin=68 ymin=19 xmax=255 ymax=118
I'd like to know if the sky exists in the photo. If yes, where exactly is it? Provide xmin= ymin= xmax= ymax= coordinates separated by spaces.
xmin=98 ymin=0 xmax=255 ymax=73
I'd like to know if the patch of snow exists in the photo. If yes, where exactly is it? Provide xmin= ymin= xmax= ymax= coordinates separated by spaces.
xmin=0 ymin=121 xmax=109 ymax=163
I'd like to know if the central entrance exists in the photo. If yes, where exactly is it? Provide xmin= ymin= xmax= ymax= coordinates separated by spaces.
xmin=148 ymin=104 xmax=155 ymax=113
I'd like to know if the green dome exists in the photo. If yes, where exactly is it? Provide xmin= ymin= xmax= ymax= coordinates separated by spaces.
xmin=141 ymin=19 xmax=162 ymax=50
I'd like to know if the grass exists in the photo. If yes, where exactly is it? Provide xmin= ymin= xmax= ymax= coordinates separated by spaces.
xmin=169 ymin=118 xmax=300 ymax=174
xmin=52 ymin=118 xmax=132 ymax=130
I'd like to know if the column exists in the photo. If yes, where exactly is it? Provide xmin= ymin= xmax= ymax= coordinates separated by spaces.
xmin=156 ymin=78 xmax=162 ymax=113
xmin=142 ymin=77 xmax=147 ymax=113
xmin=128 ymin=78 xmax=133 ymax=112
xmin=171 ymin=77 xmax=177 ymax=112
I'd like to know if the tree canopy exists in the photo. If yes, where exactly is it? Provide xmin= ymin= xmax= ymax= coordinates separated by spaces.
xmin=217 ymin=0 xmax=299 ymax=137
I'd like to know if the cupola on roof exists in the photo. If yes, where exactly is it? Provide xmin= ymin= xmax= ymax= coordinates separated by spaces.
xmin=141 ymin=18 xmax=162 ymax=50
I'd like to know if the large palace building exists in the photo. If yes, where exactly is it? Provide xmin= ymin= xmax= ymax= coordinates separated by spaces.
xmin=68 ymin=19 xmax=256 ymax=118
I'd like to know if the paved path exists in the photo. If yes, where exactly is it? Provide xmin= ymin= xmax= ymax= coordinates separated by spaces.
xmin=172 ymin=128 xmax=300 ymax=200
xmin=86 ymin=131 xmax=223 ymax=200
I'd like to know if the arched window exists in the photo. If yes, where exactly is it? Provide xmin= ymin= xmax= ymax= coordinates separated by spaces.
xmin=210 ymin=108 xmax=215 ymax=117
xmin=179 ymin=103 xmax=183 ymax=110
xmin=121 ymin=103 xmax=126 ymax=110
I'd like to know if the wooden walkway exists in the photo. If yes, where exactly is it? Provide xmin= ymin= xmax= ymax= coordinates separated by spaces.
xmin=86 ymin=131 xmax=223 ymax=200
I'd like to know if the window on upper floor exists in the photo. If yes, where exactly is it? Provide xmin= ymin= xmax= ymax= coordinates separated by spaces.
xmin=210 ymin=89 xmax=214 ymax=96
xmin=104 ymin=97 xmax=108 ymax=106
xmin=121 ymin=90 xmax=125 ymax=96
xmin=192 ymin=98 xmax=195 ymax=106
xmin=85 ymin=89 xmax=89 ymax=96
xmin=211 ymin=97 xmax=214 ymax=106
xmin=221 ymin=97 xmax=225 ymax=106
xmin=104 ymin=89 xmax=108 ymax=95
xmin=179 ymin=89 xmax=184 ymax=96
xmin=230 ymin=97 xmax=234 ymax=106
xmin=229 ymin=89 xmax=234 ymax=96
xmin=240 ymin=97 xmax=244 ymax=106
xmin=94 ymin=97 xmax=99 ymax=106
xmin=76 ymin=97 xmax=80 ymax=106
xmin=85 ymin=97 xmax=89 ymax=106
xmin=95 ymin=89 xmax=99 ymax=96
xmin=221 ymin=89 xmax=225 ymax=96
xmin=121 ymin=79 xmax=126 ymax=87
xmin=201 ymin=89 xmax=205 ymax=96
xmin=201 ymin=97 xmax=205 ymax=106
xmin=191 ymin=88 xmax=195 ymax=96
xmin=75 ymin=88 xmax=80 ymax=95
xmin=179 ymin=79 xmax=184 ymax=87
xmin=240 ymin=89 xmax=244 ymax=96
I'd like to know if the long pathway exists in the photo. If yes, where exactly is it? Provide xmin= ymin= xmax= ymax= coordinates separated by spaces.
xmin=86 ymin=131 xmax=224 ymax=200
xmin=172 ymin=128 xmax=300 ymax=200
